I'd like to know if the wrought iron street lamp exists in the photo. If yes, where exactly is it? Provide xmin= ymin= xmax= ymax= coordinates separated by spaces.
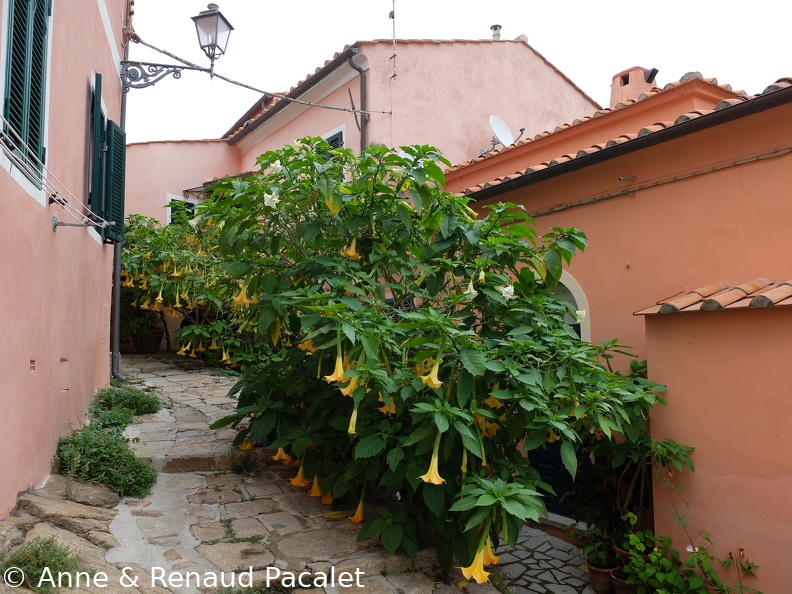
xmin=192 ymin=3 xmax=234 ymax=64
xmin=120 ymin=4 xmax=233 ymax=92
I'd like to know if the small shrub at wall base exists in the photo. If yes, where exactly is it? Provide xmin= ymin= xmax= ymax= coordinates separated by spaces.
xmin=0 ymin=536 xmax=89 ymax=593
xmin=91 ymin=385 xmax=161 ymax=416
xmin=56 ymin=426 xmax=156 ymax=498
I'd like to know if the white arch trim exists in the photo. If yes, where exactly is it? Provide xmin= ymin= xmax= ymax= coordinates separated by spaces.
xmin=560 ymin=270 xmax=591 ymax=342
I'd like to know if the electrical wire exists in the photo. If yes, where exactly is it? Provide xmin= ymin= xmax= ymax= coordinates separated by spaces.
xmin=130 ymin=36 xmax=392 ymax=117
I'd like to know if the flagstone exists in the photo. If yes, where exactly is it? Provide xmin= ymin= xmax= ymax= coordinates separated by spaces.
xmin=196 ymin=541 xmax=275 ymax=572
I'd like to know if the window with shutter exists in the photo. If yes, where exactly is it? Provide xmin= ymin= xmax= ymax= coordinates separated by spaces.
xmin=3 ymin=0 xmax=50 ymax=181
xmin=325 ymin=131 xmax=343 ymax=148
xmin=89 ymin=73 xmax=126 ymax=242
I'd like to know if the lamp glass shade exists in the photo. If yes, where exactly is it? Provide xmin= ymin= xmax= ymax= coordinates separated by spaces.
xmin=192 ymin=6 xmax=233 ymax=61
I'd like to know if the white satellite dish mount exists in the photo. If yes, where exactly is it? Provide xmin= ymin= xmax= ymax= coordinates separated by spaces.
xmin=483 ymin=115 xmax=525 ymax=155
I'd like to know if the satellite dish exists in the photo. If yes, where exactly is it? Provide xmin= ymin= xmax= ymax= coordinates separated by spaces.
xmin=489 ymin=114 xmax=514 ymax=147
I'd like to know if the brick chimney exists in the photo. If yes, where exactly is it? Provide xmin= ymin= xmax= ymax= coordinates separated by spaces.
xmin=610 ymin=66 xmax=659 ymax=107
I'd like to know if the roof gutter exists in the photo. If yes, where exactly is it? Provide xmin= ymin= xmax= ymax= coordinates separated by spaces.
xmin=224 ymin=46 xmax=359 ymax=144
xmin=468 ymin=84 xmax=792 ymax=202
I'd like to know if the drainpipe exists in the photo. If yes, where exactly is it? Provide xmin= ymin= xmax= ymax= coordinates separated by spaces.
xmin=347 ymin=48 xmax=368 ymax=152
xmin=111 ymin=22 xmax=131 ymax=382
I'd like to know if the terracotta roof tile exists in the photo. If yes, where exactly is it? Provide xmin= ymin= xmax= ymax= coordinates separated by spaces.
xmin=635 ymin=278 xmax=792 ymax=315
xmin=458 ymin=73 xmax=790 ymax=196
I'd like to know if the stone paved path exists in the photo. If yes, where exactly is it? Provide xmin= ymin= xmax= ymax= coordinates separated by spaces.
xmin=0 ymin=354 xmax=595 ymax=593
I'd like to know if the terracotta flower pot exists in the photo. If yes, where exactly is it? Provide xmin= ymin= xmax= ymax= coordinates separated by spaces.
xmin=610 ymin=568 xmax=639 ymax=594
xmin=586 ymin=559 xmax=616 ymax=593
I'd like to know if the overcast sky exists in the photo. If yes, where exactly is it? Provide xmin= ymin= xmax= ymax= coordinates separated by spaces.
xmin=124 ymin=1 xmax=791 ymax=145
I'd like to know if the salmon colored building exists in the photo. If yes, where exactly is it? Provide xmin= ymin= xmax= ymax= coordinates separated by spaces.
xmin=447 ymin=69 xmax=792 ymax=593
xmin=0 ymin=0 xmax=129 ymax=516
xmin=126 ymin=35 xmax=600 ymax=223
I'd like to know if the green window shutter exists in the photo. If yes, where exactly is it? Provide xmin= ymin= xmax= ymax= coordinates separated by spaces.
xmin=326 ymin=131 xmax=343 ymax=148
xmin=3 ymin=0 xmax=49 ymax=175
xmin=90 ymin=73 xmax=104 ymax=218
xmin=103 ymin=120 xmax=125 ymax=242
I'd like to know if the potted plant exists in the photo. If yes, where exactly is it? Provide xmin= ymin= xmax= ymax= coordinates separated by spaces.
xmin=612 ymin=512 xmax=656 ymax=564
xmin=583 ymin=527 xmax=618 ymax=594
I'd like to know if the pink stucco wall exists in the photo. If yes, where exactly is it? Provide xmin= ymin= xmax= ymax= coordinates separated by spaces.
xmin=0 ymin=0 xmax=126 ymax=516
xmin=469 ymin=101 xmax=792 ymax=358
xmin=646 ymin=309 xmax=791 ymax=594
xmin=232 ymin=39 xmax=599 ymax=174
xmin=460 ymin=88 xmax=791 ymax=590
xmin=363 ymin=40 xmax=598 ymax=167
xmin=126 ymin=140 xmax=241 ymax=222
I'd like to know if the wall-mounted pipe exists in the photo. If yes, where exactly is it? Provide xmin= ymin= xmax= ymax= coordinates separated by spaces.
xmin=348 ymin=48 xmax=368 ymax=153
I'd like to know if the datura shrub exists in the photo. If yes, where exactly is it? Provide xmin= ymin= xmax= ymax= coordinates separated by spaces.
xmin=200 ymin=139 xmax=666 ymax=581
xmin=121 ymin=214 xmax=273 ymax=366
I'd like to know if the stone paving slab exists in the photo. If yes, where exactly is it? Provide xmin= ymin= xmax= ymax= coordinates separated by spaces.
xmin=0 ymin=354 xmax=595 ymax=594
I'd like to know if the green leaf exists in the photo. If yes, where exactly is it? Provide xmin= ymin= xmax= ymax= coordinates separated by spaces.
xmin=544 ymin=248 xmax=562 ymax=285
xmin=257 ymin=307 xmax=277 ymax=335
xmin=381 ymin=522 xmax=404 ymax=554
xmin=460 ymin=430 xmax=482 ymax=458
xmin=250 ymin=412 xmax=276 ymax=443
xmin=460 ymin=349 xmax=486 ymax=377
xmin=225 ymin=261 xmax=251 ymax=276
xmin=422 ymin=484 xmax=444 ymax=517
xmin=354 ymin=435 xmax=386 ymax=459
xmin=455 ymin=369 xmax=473 ymax=407
xmin=386 ymin=447 xmax=404 ymax=471
xmin=433 ymin=411 xmax=449 ymax=433
xmin=559 ymin=441 xmax=577 ymax=479
xmin=342 ymin=322 xmax=357 ymax=344
xmin=501 ymin=497 xmax=541 ymax=522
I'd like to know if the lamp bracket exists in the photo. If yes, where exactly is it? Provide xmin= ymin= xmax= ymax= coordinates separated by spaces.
xmin=120 ymin=61 xmax=209 ymax=92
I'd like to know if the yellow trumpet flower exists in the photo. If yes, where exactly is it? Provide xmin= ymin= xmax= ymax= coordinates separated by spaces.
xmin=547 ymin=429 xmax=561 ymax=443
xmin=209 ymin=339 xmax=219 ymax=350
xmin=339 ymin=375 xmax=359 ymax=397
xmin=232 ymin=284 xmax=252 ymax=307
xmin=484 ymin=383 xmax=503 ymax=409
xmin=238 ymin=441 xmax=254 ymax=451
xmin=298 ymin=339 xmax=318 ymax=353
xmin=349 ymin=496 xmax=365 ymax=524
xmin=420 ymin=359 xmax=443 ymax=389
xmin=155 ymin=288 xmax=164 ymax=304
xmin=324 ymin=355 xmax=345 ymax=383
xmin=340 ymin=237 xmax=362 ymax=261
xmin=289 ymin=462 xmax=310 ymax=488
xmin=347 ymin=405 xmax=359 ymax=436
xmin=271 ymin=318 xmax=281 ymax=345
xmin=377 ymin=394 xmax=396 ymax=415
xmin=321 ymin=491 xmax=333 ymax=506
xmin=325 ymin=196 xmax=341 ymax=215
xmin=176 ymin=342 xmax=190 ymax=356
xmin=308 ymin=475 xmax=322 ymax=497
xmin=474 ymin=414 xmax=500 ymax=438
xmin=483 ymin=394 xmax=504 ymax=409
xmin=271 ymin=448 xmax=290 ymax=462
xmin=419 ymin=434 xmax=445 ymax=485
xmin=460 ymin=545 xmax=491 ymax=584
xmin=483 ymin=538 xmax=500 ymax=566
